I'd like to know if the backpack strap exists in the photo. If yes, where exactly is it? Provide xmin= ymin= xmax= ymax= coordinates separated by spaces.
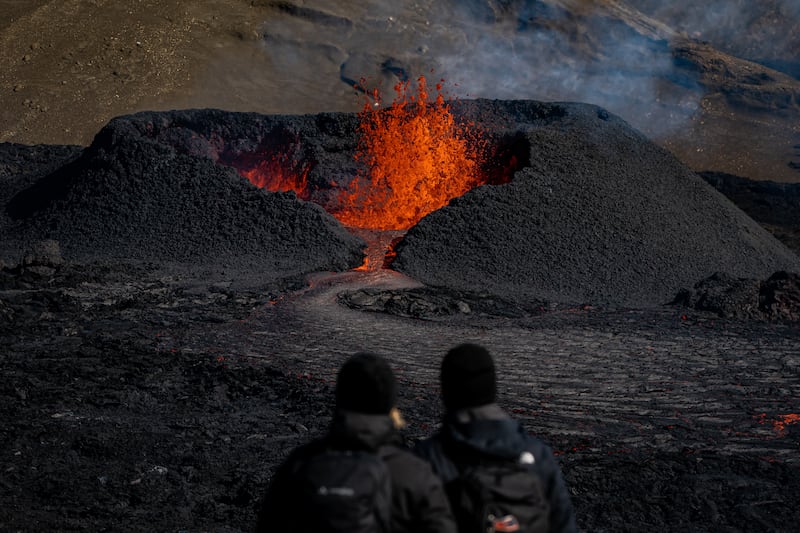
xmin=440 ymin=431 xmax=551 ymax=533
xmin=287 ymin=438 xmax=393 ymax=533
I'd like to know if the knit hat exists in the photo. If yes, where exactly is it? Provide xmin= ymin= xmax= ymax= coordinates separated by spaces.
xmin=440 ymin=343 xmax=497 ymax=410
xmin=335 ymin=352 xmax=397 ymax=414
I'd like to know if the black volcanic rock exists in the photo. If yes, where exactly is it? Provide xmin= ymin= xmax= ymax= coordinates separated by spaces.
xmin=673 ymin=271 xmax=800 ymax=321
xmin=338 ymin=286 xmax=540 ymax=320
xmin=392 ymin=101 xmax=800 ymax=307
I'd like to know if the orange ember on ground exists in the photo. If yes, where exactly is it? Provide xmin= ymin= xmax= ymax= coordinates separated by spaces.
xmin=773 ymin=413 xmax=800 ymax=434
xmin=755 ymin=412 xmax=800 ymax=436
xmin=335 ymin=76 xmax=484 ymax=230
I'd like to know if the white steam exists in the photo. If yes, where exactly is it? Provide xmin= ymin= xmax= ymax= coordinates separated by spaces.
xmin=254 ymin=0 xmax=788 ymax=138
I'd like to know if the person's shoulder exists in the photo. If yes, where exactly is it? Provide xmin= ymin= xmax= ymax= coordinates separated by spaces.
xmin=277 ymin=436 xmax=329 ymax=467
xmin=514 ymin=429 xmax=562 ymax=473
xmin=415 ymin=430 xmax=457 ymax=471
xmin=514 ymin=427 xmax=550 ymax=451
xmin=380 ymin=442 xmax=438 ymax=473
xmin=521 ymin=431 xmax=555 ymax=453
xmin=380 ymin=442 xmax=419 ymax=461
xmin=412 ymin=432 xmax=443 ymax=456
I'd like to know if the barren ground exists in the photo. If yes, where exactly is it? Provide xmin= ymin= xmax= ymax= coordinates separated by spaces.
xmin=2 ymin=261 xmax=799 ymax=532
xmin=1 ymin=2 xmax=800 ymax=532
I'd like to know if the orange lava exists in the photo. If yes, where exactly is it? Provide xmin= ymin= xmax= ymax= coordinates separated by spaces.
xmin=353 ymin=257 xmax=370 ymax=271
xmin=239 ymin=154 xmax=310 ymax=200
xmin=755 ymin=412 xmax=800 ymax=436
xmin=335 ymin=76 xmax=484 ymax=230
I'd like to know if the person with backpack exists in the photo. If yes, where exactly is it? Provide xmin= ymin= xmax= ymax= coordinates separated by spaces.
xmin=255 ymin=352 xmax=456 ymax=533
xmin=415 ymin=343 xmax=578 ymax=533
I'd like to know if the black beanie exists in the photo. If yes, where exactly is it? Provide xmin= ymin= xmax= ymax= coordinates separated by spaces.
xmin=335 ymin=352 xmax=397 ymax=415
xmin=440 ymin=343 xmax=497 ymax=410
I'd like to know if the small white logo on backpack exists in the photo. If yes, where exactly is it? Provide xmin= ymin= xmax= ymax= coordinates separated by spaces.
xmin=317 ymin=486 xmax=355 ymax=497
xmin=518 ymin=451 xmax=535 ymax=465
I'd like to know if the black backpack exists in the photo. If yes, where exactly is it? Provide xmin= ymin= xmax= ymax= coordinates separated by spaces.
xmin=290 ymin=444 xmax=393 ymax=533
xmin=445 ymin=451 xmax=550 ymax=533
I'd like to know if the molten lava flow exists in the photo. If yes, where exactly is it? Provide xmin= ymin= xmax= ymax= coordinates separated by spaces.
xmin=354 ymin=257 xmax=370 ymax=271
xmin=336 ymin=76 xmax=485 ymax=230
xmin=773 ymin=413 xmax=800 ymax=435
xmin=382 ymin=237 xmax=401 ymax=269
xmin=238 ymin=154 xmax=310 ymax=200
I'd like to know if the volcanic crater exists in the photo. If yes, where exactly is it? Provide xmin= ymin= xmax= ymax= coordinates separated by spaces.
xmin=3 ymin=97 xmax=798 ymax=307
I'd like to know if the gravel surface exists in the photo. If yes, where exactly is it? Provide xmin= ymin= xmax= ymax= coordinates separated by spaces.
xmin=4 ymin=261 xmax=798 ymax=532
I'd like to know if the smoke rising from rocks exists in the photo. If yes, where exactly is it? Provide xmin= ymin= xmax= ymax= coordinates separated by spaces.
xmin=256 ymin=0 xmax=705 ymax=140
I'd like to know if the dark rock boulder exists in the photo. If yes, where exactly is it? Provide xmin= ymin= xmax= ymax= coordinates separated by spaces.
xmin=338 ymin=286 xmax=542 ymax=320
xmin=671 ymin=272 xmax=763 ymax=319
xmin=761 ymin=271 xmax=800 ymax=321
xmin=20 ymin=239 xmax=64 ymax=277
xmin=673 ymin=271 xmax=800 ymax=321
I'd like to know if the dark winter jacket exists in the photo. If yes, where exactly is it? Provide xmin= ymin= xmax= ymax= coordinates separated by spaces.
xmin=255 ymin=410 xmax=457 ymax=533
xmin=414 ymin=403 xmax=578 ymax=533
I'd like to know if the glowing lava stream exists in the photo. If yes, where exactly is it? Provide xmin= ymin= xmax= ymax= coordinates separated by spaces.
xmin=346 ymin=228 xmax=405 ymax=272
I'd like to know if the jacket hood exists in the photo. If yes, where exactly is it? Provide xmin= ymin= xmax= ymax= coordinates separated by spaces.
xmin=444 ymin=403 xmax=532 ymax=460
xmin=327 ymin=409 xmax=397 ymax=451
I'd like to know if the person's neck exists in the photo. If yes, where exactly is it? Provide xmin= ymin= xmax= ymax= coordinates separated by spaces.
xmin=448 ymin=403 xmax=507 ymax=423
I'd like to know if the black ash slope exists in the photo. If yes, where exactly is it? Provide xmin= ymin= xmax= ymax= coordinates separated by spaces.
xmin=393 ymin=100 xmax=800 ymax=307
xmin=1 ymin=113 xmax=365 ymax=277
xmin=700 ymin=171 xmax=800 ymax=254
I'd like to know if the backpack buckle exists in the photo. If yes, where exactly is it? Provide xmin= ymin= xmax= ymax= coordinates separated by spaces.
xmin=488 ymin=514 xmax=520 ymax=532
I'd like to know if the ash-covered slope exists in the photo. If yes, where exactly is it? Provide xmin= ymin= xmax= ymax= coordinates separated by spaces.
xmin=627 ymin=0 xmax=800 ymax=79
xmin=1 ymin=114 xmax=365 ymax=275
xmin=393 ymin=100 xmax=800 ymax=307
xmin=700 ymin=171 xmax=800 ymax=255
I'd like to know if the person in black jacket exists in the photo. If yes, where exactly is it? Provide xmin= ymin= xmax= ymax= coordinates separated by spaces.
xmin=415 ymin=343 xmax=578 ymax=533
xmin=255 ymin=352 xmax=456 ymax=533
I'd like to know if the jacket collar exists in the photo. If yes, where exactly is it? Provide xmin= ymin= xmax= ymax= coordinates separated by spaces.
xmin=444 ymin=404 xmax=528 ymax=460
xmin=447 ymin=403 xmax=509 ymax=424
xmin=327 ymin=410 xmax=396 ymax=451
